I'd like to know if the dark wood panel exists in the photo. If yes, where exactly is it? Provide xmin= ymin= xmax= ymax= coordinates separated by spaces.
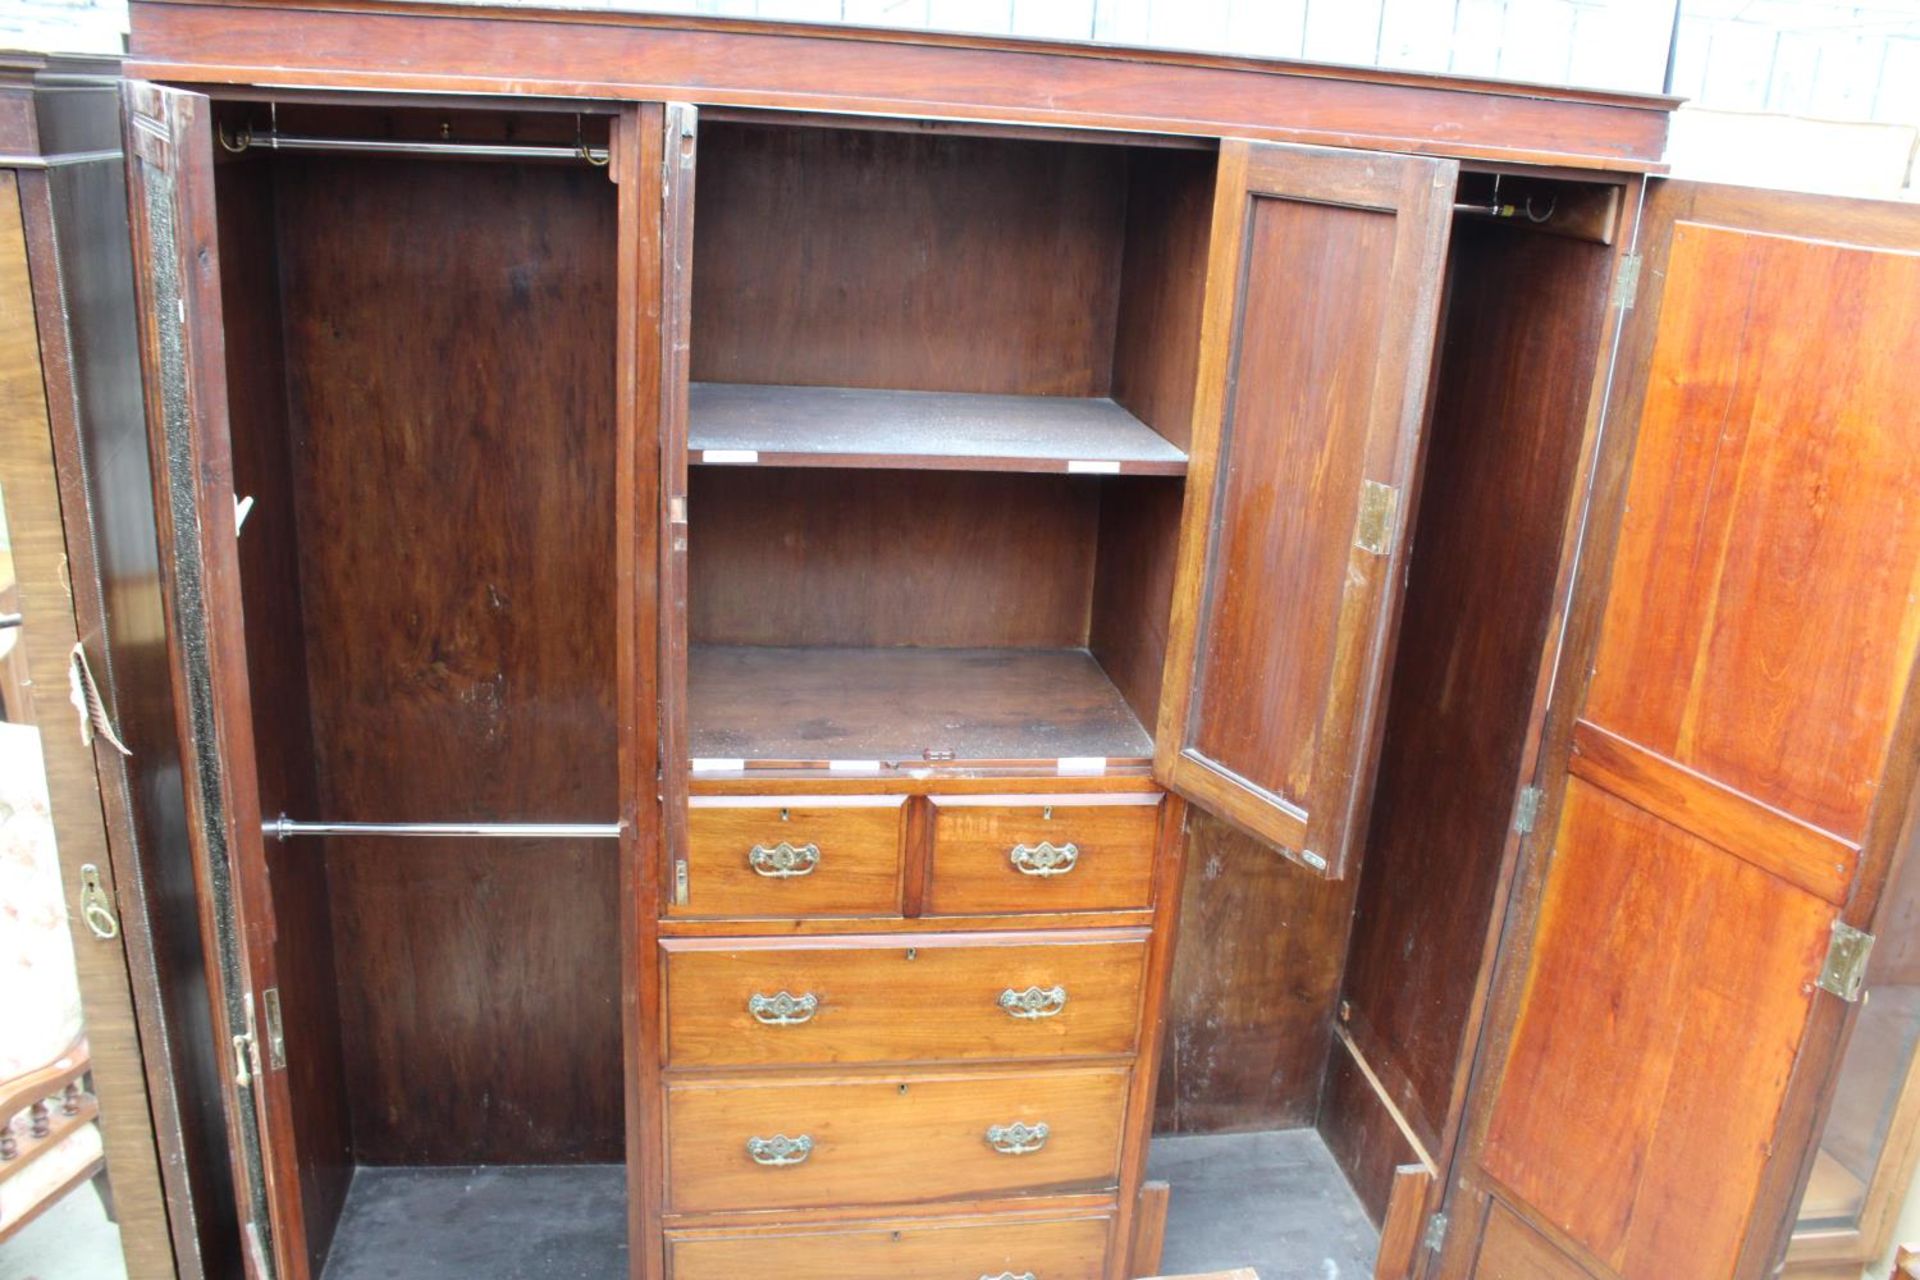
xmin=687 ymin=383 xmax=1186 ymax=474
xmin=1152 ymin=807 xmax=1357 ymax=1133
xmin=1319 ymin=1036 xmax=1420 ymax=1227
xmin=1089 ymin=477 xmax=1184 ymax=731
xmin=689 ymin=468 xmax=1099 ymax=649
xmin=690 ymin=122 xmax=1125 ymax=396
xmin=269 ymin=154 xmax=622 ymax=1162
xmin=1338 ymin=224 xmax=1608 ymax=1154
xmin=1111 ymin=146 xmax=1216 ymax=453
xmin=125 ymin=0 xmax=1677 ymax=170
xmin=1473 ymin=1200 xmax=1597 ymax=1280
xmin=214 ymin=153 xmax=353 ymax=1270
xmin=688 ymin=645 xmax=1153 ymax=764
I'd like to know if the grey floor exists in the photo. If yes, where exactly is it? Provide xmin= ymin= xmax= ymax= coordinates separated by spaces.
xmin=322 ymin=1165 xmax=626 ymax=1280
xmin=301 ymin=1131 xmax=1373 ymax=1279
xmin=0 ymin=1182 xmax=125 ymax=1280
xmin=1150 ymin=1130 xmax=1379 ymax=1280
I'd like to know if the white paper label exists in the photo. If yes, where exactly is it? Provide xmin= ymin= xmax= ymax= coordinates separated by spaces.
xmin=1056 ymin=756 xmax=1108 ymax=776
xmin=1066 ymin=460 xmax=1122 ymax=475
xmin=690 ymin=757 xmax=746 ymax=773
xmin=702 ymin=449 xmax=760 ymax=465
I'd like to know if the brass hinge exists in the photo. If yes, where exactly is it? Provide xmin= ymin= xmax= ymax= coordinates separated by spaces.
xmin=262 ymin=987 xmax=287 ymax=1070
xmin=232 ymin=991 xmax=258 ymax=1089
xmin=1514 ymin=786 xmax=1545 ymax=835
xmin=673 ymin=858 xmax=690 ymax=906
xmin=1354 ymin=480 xmax=1400 ymax=557
xmin=1612 ymin=252 xmax=1643 ymax=312
xmin=1425 ymin=1210 xmax=1449 ymax=1252
xmin=1817 ymin=920 xmax=1875 ymax=1002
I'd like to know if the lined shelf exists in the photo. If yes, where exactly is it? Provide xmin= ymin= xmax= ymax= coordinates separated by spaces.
xmin=688 ymin=382 xmax=1188 ymax=475
xmin=687 ymin=645 xmax=1155 ymax=766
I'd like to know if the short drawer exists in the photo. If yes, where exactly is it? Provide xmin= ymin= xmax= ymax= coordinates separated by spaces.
xmin=665 ymin=1065 xmax=1129 ymax=1214
xmin=928 ymin=793 xmax=1162 ymax=915
xmin=667 ymin=1210 xmax=1113 ymax=1279
xmin=662 ymin=931 xmax=1148 ymax=1067
xmin=673 ymin=796 xmax=906 ymax=918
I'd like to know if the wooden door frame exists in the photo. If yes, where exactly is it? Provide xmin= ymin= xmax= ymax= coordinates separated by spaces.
xmin=1430 ymin=180 xmax=1920 ymax=1280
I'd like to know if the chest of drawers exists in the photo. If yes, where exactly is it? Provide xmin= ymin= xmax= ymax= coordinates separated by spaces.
xmin=656 ymin=777 xmax=1183 ymax=1278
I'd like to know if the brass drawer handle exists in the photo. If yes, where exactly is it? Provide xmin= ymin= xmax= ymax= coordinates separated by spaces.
xmin=1009 ymin=840 xmax=1078 ymax=877
xmin=982 ymin=1274 xmax=1037 ymax=1280
xmin=985 ymin=1121 xmax=1049 ymax=1155
xmin=748 ymin=991 xmax=819 ymax=1026
xmin=745 ymin=1134 xmax=812 ymax=1167
xmin=998 ymin=985 xmax=1067 ymax=1019
xmin=749 ymin=841 xmax=820 ymax=878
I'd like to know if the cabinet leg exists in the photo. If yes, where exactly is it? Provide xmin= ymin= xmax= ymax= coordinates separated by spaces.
xmin=1129 ymin=1179 xmax=1171 ymax=1278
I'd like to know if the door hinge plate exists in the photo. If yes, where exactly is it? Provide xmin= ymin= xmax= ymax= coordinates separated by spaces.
xmin=1425 ymin=1210 xmax=1449 ymax=1252
xmin=1613 ymin=252 xmax=1643 ymax=311
xmin=1515 ymin=786 xmax=1544 ymax=835
xmin=1817 ymin=920 xmax=1875 ymax=1002
xmin=1354 ymin=480 xmax=1400 ymax=557
xmin=262 ymin=987 xmax=286 ymax=1070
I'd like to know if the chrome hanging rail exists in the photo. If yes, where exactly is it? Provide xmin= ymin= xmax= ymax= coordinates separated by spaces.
xmin=264 ymin=817 xmax=623 ymax=841
xmin=217 ymin=121 xmax=610 ymax=167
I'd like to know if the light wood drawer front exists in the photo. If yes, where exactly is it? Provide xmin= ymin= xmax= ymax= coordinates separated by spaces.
xmin=928 ymin=794 xmax=1161 ymax=915
xmin=663 ymin=932 xmax=1149 ymax=1067
xmin=676 ymin=797 xmax=905 ymax=918
xmin=665 ymin=1066 xmax=1129 ymax=1214
xmin=668 ymin=1212 xmax=1112 ymax=1280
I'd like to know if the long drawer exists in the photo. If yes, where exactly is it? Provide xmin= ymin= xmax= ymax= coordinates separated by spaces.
xmin=673 ymin=795 xmax=907 ymax=918
xmin=661 ymin=930 xmax=1149 ymax=1067
xmin=665 ymin=1065 xmax=1130 ymax=1214
xmin=667 ymin=1210 xmax=1113 ymax=1280
xmin=928 ymin=793 xmax=1162 ymax=915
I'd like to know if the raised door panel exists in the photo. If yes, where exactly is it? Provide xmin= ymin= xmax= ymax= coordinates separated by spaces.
xmin=1154 ymin=140 xmax=1455 ymax=877
xmin=121 ymin=79 xmax=302 ymax=1279
xmin=1457 ymin=182 xmax=1920 ymax=1280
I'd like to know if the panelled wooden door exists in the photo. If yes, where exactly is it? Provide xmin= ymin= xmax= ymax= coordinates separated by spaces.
xmin=1154 ymin=139 xmax=1456 ymax=877
xmin=121 ymin=80 xmax=301 ymax=1280
xmin=1440 ymin=182 xmax=1920 ymax=1280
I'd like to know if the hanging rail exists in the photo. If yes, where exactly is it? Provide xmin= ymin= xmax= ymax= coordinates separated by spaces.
xmin=264 ymin=817 xmax=623 ymax=841
xmin=218 ymin=122 xmax=610 ymax=167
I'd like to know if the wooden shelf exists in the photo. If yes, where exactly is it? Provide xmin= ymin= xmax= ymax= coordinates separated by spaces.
xmin=688 ymin=383 xmax=1188 ymax=475
xmin=687 ymin=645 xmax=1155 ymax=766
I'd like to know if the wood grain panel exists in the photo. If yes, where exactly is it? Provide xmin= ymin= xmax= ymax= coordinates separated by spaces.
xmin=1480 ymin=777 xmax=1834 ymax=1279
xmin=664 ymin=1065 xmax=1129 ymax=1213
xmin=689 ymin=467 xmax=1099 ymax=649
xmin=1185 ymin=193 xmax=1393 ymax=806
xmin=927 ymin=794 xmax=1161 ymax=916
xmin=1569 ymin=720 xmax=1858 ymax=905
xmin=1089 ymin=477 xmax=1185 ymax=732
xmin=214 ymin=152 xmax=353 ymax=1271
xmin=668 ymin=1210 xmax=1113 ymax=1280
xmin=125 ymin=1 xmax=1677 ymax=170
xmin=662 ymin=931 xmax=1148 ymax=1067
xmin=690 ymin=122 xmax=1125 ymax=396
xmin=269 ymin=154 xmax=622 ymax=1163
xmin=675 ymin=796 xmax=906 ymax=919
xmin=1582 ymin=222 xmax=1920 ymax=843
xmin=1473 ymin=1200 xmax=1596 ymax=1280
xmin=1111 ymin=146 xmax=1217 ymax=452
xmin=1320 ymin=1036 xmax=1422 ymax=1227
xmin=1153 ymin=807 xmax=1357 ymax=1132
xmin=1338 ymin=223 xmax=1609 ymax=1157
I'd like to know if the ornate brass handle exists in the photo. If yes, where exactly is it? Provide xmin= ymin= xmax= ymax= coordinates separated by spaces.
xmin=1009 ymin=840 xmax=1078 ymax=876
xmin=749 ymin=991 xmax=819 ymax=1026
xmin=985 ymin=1122 xmax=1049 ymax=1155
xmin=749 ymin=841 xmax=820 ymax=877
xmin=746 ymin=1134 xmax=812 ymax=1166
xmin=981 ymin=1274 xmax=1038 ymax=1280
xmin=998 ymin=985 xmax=1067 ymax=1019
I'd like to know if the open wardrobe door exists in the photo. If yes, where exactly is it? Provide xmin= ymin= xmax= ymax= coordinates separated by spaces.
xmin=1436 ymin=181 xmax=1920 ymax=1280
xmin=1153 ymin=139 xmax=1455 ymax=877
xmin=121 ymin=80 xmax=303 ymax=1280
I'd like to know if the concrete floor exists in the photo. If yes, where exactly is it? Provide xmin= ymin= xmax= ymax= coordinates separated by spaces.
xmin=0 ymin=1182 xmax=125 ymax=1280
xmin=1150 ymin=1130 xmax=1379 ymax=1280
xmin=322 ymin=1166 xmax=627 ymax=1280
